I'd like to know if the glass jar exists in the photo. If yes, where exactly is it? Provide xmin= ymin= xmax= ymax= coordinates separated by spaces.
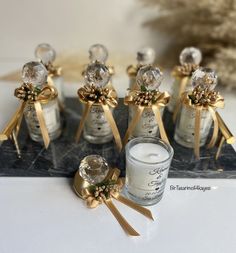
xmin=125 ymin=137 xmax=174 ymax=206
xmin=49 ymin=75 xmax=65 ymax=104
xmin=128 ymin=105 xmax=164 ymax=138
xmin=174 ymin=104 xmax=213 ymax=148
xmin=168 ymin=77 xmax=191 ymax=113
xmin=83 ymin=105 xmax=113 ymax=144
xmin=24 ymin=98 xmax=61 ymax=142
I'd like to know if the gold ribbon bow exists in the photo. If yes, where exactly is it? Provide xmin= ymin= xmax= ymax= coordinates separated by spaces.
xmin=75 ymin=84 xmax=122 ymax=152
xmin=172 ymin=63 xmax=199 ymax=99
xmin=13 ymin=83 xmax=57 ymax=149
xmin=179 ymin=87 xmax=224 ymax=159
xmin=123 ymin=90 xmax=170 ymax=145
xmin=73 ymin=168 xmax=154 ymax=236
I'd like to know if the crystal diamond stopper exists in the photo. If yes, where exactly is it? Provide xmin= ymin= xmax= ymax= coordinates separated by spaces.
xmin=137 ymin=47 xmax=156 ymax=65
xmin=84 ymin=61 xmax=110 ymax=87
xmin=136 ymin=65 xmax=163 ymax=90
xmin=89 ymin=44 xmax=108 ymax=63
xmin=22 ymin=61 xmax=48 ymax=87
xmin=179 ymin=47 xmax=202 ymax=65
xmin=79 ymin=155 xmax=109 ymax=184
xmin=191 ymin=67 xmax=217 ymax=89
xmin=35 ymin=43 xmax=56 ymax=65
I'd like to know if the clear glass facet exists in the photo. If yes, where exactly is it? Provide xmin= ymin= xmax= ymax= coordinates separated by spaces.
xmin=179 ymin=47 xmax=202 ymax=65
xmin=84 ymin=62 xmax=110 ymax=87
xmin=35 ymin=43 xmax=56 ymax=65
xmin=79 ymin=155 xmax=109 ymax=184
xmin=191 ymin=67 xmax=217 ymax=89
xmin=22 ymin=61 xmax=48 ymax=88
xmin=89 ymin=44 xmax=108 ymax=63
xmin=136 ymin=47 xmax=156 ymax=65
xmin=136 ymin=65 xmax=163 ymax=90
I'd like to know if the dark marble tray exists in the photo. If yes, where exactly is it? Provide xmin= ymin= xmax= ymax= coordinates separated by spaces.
xmin=0 ymin=98 xmax=236 ymax=178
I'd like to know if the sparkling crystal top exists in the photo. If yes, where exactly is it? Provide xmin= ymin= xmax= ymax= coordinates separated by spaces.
xmin=136 ymin=65 xmax=163 ymax=90
xmin=22 ymin=61 xmax=48 ymax=87
xmin=84 ymin=61 xmax=110 ymax=87
xmin=137 ymin=47 xmax=156 ymax=65
xmin=35 ymin=43 xmax=56 ymax=65
xmin=79 ymin=155 xmax=109 ymax=184
xmin=179 ymin=47 xmax=202 ymax=65
xmin=89 ymin=44 xmax=108 ymax=63
xmin=191 ymin=67 xmax=217 ymax=89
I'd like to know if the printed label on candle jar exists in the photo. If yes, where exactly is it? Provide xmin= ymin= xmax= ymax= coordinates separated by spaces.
xmin=85 ymin=106 xmax=112 ymax=136
xmin=129 ymin=107 xmax=160 ymax=137
xmin=126 ymin=162 xmax=170 ymax=200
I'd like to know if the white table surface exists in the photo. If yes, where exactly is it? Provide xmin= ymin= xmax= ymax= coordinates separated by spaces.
xmin=1 ymin=62 xmax=236 ymax=253
xmin=0 ymin=178 xmax=236 ymax=253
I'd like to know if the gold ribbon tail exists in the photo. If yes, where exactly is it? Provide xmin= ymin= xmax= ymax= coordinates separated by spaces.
xmin=112 ymin=193 xmax=154 ymax=220
xmin=207 ymin=107 xmax=219 ymax=149
xmin=178 ymin=76 xmax=189 ymax=98
xmin=104 ymin=198 xmax=140 ymax=236
xmin=75 ymin=101 xmax=93 ymax=143
xmin=123 ymin=106 xmax=144 ymax=146
xmin=194 ymin=107 xmax=201 ymax=159
xmin=215 ymin=136 xmax=225 ymax=160
xmin=3 ymin=102 xmax=25 ymax=138
xmin=173 ymin=100 xmax=181 ymax=123
xmin=153 ymin=105 xmax=170 ymax=145
xmin=102 ymin=104 xmax=122 ymax=152
xmin=216 ymin=112 xmax=235 ymax=144
xmin=34 ymin=101 xmax=50 ymax=149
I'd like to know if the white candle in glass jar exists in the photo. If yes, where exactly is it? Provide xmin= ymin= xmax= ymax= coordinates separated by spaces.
xmin=125 ymin=137 xmax=173 ymax=206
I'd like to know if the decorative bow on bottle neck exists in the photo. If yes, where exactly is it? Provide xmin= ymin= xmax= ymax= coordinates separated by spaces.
xmin=73 ymin=168 xmax=154 ymax=236
xmin=13 ymin=83 xmax=57 ymax=149
xmin=123 ymin=89 xmax=170 ymax=145
xmin=75 ymin=84 xmax=122 ymax=152
xmin=177 ymin=86 xmax=224 ymax=159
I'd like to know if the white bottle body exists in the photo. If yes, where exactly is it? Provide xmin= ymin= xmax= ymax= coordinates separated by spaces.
xmin=128 ymin=105 xmax=164 ymax=138
xmin=50 ymin=75 xmax=65 ymax=104
xmin=83 ymin=105 xmax=113 ymax=144
xmin=24 ymin=98 xmax=61 ymax=142
xmin=174 ymin=105 xmax=213 ymax=148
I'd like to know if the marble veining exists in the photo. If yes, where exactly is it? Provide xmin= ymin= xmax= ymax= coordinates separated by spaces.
xmin=0 ymin=98 xmax=235 ymax=178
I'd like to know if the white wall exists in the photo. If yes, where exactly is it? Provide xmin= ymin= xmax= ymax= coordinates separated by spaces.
xmin=0 ymin=0 xmax=161 ymax=61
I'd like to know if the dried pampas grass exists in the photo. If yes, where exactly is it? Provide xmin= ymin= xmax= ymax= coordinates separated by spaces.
xmin=141 ymin=0 xmax=236 ymax=89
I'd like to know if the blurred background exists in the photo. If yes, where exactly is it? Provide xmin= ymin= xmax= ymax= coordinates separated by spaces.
xmin=0 ymin=0 xmax=235 ymax=137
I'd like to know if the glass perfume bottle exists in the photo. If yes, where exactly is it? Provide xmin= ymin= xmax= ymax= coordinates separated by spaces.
xmin=128 ymin=47 xmax=156 ymax=90
xmin=174 ymin=67 xmax=217 ymax=148
xmin=128 ymin=65 xmax=164 ymax=138
xmin=168 ymin=47 xmax=202 ymax=112
xmin=35 ymin=43 xmax=65 ymax=104
xmin=79 ymin=155 xmax=109 ymax=184
xmin=22 ymin=62 xmax=61 ymax=142
xmin=83 ymin=62 xmax=114 ymax=144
